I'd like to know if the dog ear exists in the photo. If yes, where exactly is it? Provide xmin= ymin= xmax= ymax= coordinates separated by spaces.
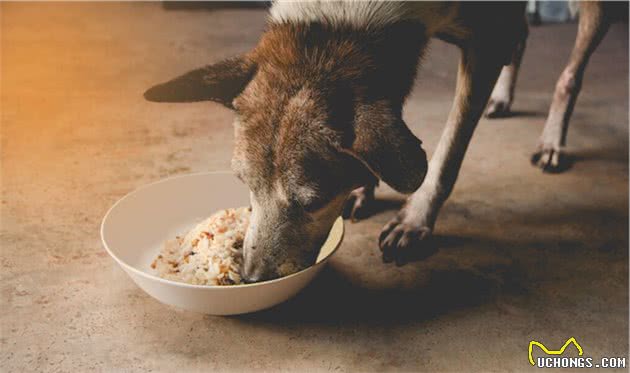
xmin=143 ymin=55 xmax=256 ymax=108
xmin=339 ymin=103 xmax=428 ymax=194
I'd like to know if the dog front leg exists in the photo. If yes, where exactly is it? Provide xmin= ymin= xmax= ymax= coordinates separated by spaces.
xmin=379 ymin=44 xmax=504 ymax=265
xmin=485 ymin=32 xmax=527 ymax=118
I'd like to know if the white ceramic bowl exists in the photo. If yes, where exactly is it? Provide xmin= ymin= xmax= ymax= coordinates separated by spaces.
xmin=101 ymin=172 xmax=344 ymax=315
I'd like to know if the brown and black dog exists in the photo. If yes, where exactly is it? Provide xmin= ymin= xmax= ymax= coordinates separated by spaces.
xmin=145 ymin=1 xmax=618 ymax=282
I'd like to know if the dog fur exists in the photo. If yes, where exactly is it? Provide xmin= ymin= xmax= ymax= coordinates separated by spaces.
xmin=145 ymin=1 xmax=616 ymax=281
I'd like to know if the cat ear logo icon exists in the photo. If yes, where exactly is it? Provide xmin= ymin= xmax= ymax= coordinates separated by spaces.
xmin=528 ymin=337 xmax=584 ymax=365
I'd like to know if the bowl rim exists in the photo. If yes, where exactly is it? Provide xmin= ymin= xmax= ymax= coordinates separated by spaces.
xmin=100 ymin=171 xmax=344 ymax=290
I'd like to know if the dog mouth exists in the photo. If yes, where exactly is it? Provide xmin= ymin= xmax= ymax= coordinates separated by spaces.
xmin=241 ymin=242 xmax=322 ymax=283
xmin=241 ymin=257 xmax=312 ymax=283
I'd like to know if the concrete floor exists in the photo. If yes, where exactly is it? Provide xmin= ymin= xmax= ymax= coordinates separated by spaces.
xmin=1 ymin=3 xmax=628 ymax=372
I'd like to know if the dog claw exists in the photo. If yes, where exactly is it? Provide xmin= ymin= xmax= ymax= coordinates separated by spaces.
xmin=343 ymin=185 xmax=375 ymax=222
xmin=531 ymin=146 xmax=570 ymax=173
xmin=349 ymin=198 xmax=364 ymax=222
xmin=379 ymin=213 xmax=435 ymax=265
xmin=485 ymin=98 xmax=512 ymax=118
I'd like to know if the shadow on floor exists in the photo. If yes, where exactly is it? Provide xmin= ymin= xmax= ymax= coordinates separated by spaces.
xmin=486 ymin=109 xmax=546 ymax=120
xmin=236 ymin=202 xmax=628 ymax=326
xmin=237 ymin=235 xmax=528 ymax=326
xmin=572 ymin=146 xmax=630 ymax=164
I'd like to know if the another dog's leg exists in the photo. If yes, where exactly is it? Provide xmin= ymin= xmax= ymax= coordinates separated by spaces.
xmin=532 ymin=2 xmax=610 ymax=172
xmin=379 ymin=45 xmax=504 ymax=265
xmin=486 ymin=29 xmax=528 ymax=118
xmin=343 ymin=182 xmax=377 ymax=222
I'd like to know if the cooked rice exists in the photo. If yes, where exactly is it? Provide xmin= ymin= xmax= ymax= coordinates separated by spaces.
xmin=152 ymin=207 xmax=251 ymax=286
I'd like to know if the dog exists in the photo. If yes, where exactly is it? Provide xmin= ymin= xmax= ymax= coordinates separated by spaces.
xmin=145 ymin=1 xmax=617 ymax=282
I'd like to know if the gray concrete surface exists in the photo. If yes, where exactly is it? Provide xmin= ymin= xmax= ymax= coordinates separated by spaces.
xmin=1 ymin=3 xmax=628 ymax=372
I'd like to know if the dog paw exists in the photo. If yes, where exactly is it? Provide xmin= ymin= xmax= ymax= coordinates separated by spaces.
xmin=485 ymin=97 xmax=512 ymax=118
xmin=343 ymin=186 xmax=375 ymax=222
xmin=531 ymin=145 xmax=571 ymax=173
xmin=378 ymin=211 xmax=436 ymax=266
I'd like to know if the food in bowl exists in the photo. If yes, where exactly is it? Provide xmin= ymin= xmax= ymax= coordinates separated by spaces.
xmin=151 ymin=207 xmax=251 ymax=285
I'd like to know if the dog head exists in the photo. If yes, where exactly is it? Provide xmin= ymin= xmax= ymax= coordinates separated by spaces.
xmin=145 ymin=23 xmax=428 ymax=281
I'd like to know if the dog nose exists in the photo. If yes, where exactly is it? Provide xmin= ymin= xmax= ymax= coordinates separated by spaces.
xmin=242 ymin=260 xmax=265 ymax=283
xmin=242 ymin=268 xmax=272 ymax=283
xmin=242 ymin=261 xmax=278 ymax=283
xmin=242 ymin=274 xmax=261 ymax=284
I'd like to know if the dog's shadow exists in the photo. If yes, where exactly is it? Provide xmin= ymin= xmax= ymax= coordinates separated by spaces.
xmin=237 ymin=235 xmax=526 ymax=325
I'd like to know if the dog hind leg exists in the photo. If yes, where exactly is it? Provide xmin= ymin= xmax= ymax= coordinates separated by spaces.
xmin=532 ymin=1 xmax=610 ymax=172
xmin=486 ymin=26 xmax=528 ymax=118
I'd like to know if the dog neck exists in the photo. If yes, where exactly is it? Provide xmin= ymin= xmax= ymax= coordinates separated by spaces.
xmin=269 ymin=1 xmax=458 ymax=35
